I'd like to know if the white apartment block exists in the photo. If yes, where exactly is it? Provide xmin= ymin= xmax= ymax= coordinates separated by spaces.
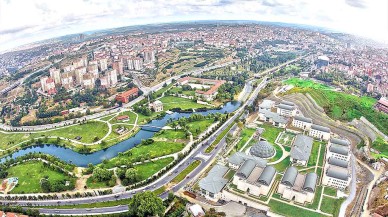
xmin=292 ymin=115 xmax=313 ymax=130
xmin=309 ymin=124 xmax=331 ymax=141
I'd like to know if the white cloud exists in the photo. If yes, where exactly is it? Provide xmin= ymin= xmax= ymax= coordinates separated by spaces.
xmin=0 ymin=0 xmax=387 ymax=51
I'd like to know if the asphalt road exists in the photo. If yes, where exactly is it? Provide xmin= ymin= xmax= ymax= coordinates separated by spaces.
xmin=17 ymin=77 xmax=266 ymax=215
xmin=39 ymin=205 xmax=129 ymax=216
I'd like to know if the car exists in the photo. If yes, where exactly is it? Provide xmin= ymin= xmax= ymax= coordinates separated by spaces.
xmin=86 ymin=209 xmax=91 ymax=211
xmin=114 ymin=195 xmax=119 ymax=198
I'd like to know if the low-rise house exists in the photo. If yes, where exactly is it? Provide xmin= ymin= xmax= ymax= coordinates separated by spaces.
xmin=290 ymin=135 xmax=314 ymax=166
xmin=149 ymin=100 xmax=163 ymax=112
xmin=258 ymin=99 xmax=275 ymax=111
xmin=277 ymin=167 xmax=318 ymax=204
xmin=276 ymin=100 xmax=297 ymax=117
xmin=198 ymin=164 xmax=229 ymax=202
xmin=292 ymin=115 xmax=313 ymax=130
xmin=232 ymin=159 xmax=276 ymax=197
xmin=258 ymin=109 xmax=289 ymax=128
xmin=309 ymin=124 xmax=331 ymax=141
xmin=188 ymin=204 xmax=205 ymax=217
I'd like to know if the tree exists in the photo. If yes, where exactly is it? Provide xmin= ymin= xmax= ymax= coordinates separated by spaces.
xmin=40 ymin=179 xmax=51 ymax=193
xmin=125 ymin=168 xmax=139 ymax=183
xmin=128 ymin=191 xmax=165 ymax=217
xmin=92 ymin=167 xmax=112 ymax=182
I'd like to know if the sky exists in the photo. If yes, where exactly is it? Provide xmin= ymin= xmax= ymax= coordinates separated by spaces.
xmin=0 ymin=0 xmax=388 ymax=51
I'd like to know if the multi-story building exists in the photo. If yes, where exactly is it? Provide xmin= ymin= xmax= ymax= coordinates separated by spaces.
xmin=376 ymin=97 xmax=388 ymax=114
xmin=133 ymin=57 xmax=143 ymax=71
xmin=75 ymin=67 xmax=86 ymax=85
xmin=326 ymin=143 xmax=350 ymax=161
xmin=49 ymin=68 xmax=61 ymax=85
xmin=290 ymin=135 xmax=314 ymax=166
xmin=115 ymin=88 xmax=139 ymax=103
xmin=309 ymin=124 xmax=331 ymax=141
xmin=292 ymin=116 xmax=313 ymax=130
xmin=277 ymin=167 xmax=318 ymax=204
xmin=61 ymin=71 xmax=74 ymax=89
xmin=82 ymin=73 xmax=95 ymax=89
xmin=40 ymin=76 xmax=56 ymax=95
xmin=98 ymin=58 xmax=108 ymax=71
xmin=107 ymin=69 xmax=118 ymax=86
xmin=276 ymin=101 xmax=297 ymax=117
xmin=87 ymin=64 xmax=99 ymax=76
xmin=112 ymin=61 xmax=124 ymax=74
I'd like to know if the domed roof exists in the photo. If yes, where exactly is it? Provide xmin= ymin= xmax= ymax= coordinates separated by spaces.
xmin=249 ymin=141 xmax=275 ymax=158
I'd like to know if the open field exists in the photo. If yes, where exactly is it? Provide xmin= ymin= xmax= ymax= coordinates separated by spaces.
xmin=102 ymin=141 xmax=184 ymax=168
xmin=285 ymin=78 xmax=387 ymax=135
xmin=260 ymin=124 xmax=284 ymax=143
xmin=159 ymin=96 xmax=212 ymax=111
xmin=323 ymin=187 xmax=337 ymax=196
xmin=307 ymin=141 xmax=322 ymax=167
xmin=284 ymin=78 xmax=332 ymax=90
xmin=6 ymin=161 xmax=74 ymax=194
xmin=135 ymin=157 xmax=174 ymax=181
xmin=108 ymin=110 xmax=138 ymax=125
xmin=273 ymin=156 xmax=290 ymax=172
xmin=171 ymin=160 xmax=200 ymax=184
xmin=268 ymin=199 xmax=325 ymax=217
xmin=186 ymin=118 xmax=215 ymax=137
xmin=235 ymin=128 xmax=256 ymax=152
xmin=0 ymin=121 xmax=109 ymax=150
xmin=320 ymin=196 xmax=345 ymax=217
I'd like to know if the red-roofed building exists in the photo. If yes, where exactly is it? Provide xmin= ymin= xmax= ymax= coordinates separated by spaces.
xmin=376 ymin=97 xmax=388 ymax=114
xmin=178 ymin=76 xmax=226 ymax=101
xmin=116 ymin=88 xmax=139 ymax=103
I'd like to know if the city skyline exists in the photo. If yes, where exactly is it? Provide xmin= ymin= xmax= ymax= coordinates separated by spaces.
xmin=1 ymin=0 xmax=388 ymax=52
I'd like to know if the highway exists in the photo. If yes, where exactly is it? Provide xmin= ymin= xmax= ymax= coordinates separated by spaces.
xmin=38 ymin=205 xmax=129 ymax=216
xmin=11 ymin=76 xmax=266 ymax=215
xmin=0 ymin=60 xmax=238 ymax=132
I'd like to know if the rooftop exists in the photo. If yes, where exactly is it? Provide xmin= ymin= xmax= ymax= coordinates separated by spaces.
xmin=199 ymin=164 xmax=229 ymax=194
xmin=290 ymin=134 xmax=314 ymax=161
xmin=294 ymin=115 xmax=313 ymax=123
xmin=311 ymin=124 xmax=331 ymax=133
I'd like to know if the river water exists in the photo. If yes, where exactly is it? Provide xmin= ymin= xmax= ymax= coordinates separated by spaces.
xmin=1 ymin=101 xmax=240 ymax=167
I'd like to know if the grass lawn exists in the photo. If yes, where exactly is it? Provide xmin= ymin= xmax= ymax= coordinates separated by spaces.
xmin=320 ymin=196 xmax=345 ymax=216
xmin=186 ymin=118 xmax=215 ymax=137
xmin=7 ymin=161 xmax=74 ymax=194
xmin=0 ymin=121 xmax=109 ymax=150
xmin=153 ymin=186 xmax=167 ymax=195
xmin=235 ymin=128 xmax=256 ymax=152
xmin=153 ymin=129 xmax=188 ymax=140
xmin=273 ymin=156 xmax=290 ymax=172
xmin=260 ymin=124 xmax=284 ymax=143
xmin=135 ymin=157 xmax=174 ymax=181
xmin=286 ymin=82 xmax=387 ymax=135
xmin=224 ymin=170 xmax=236 ymax=180
xmin=171 ymin=160 xmax=200 ymax=184
xmin=102 ymin=141 xmax=184 ymax=168
xmin=323 ymin=187 xmax=337 ymax=197
xmin=318 ymin=142 xmax=326 ymax=167
xmin=268 ymin=142 xmax=284 ymax=163
xmin=305 ymin=186 xmax=323 ymax=209
xmin=159 ymin=96 xmax=211 ymax=111
xmin=99 ymin=114 xmax=117 ymax=122
xmin=371 ymin=137 xmax=388 ymax=157
xmin=205 ymin=123 xmax=234 ymax=153
xmin=284 ymin=78 xmax=332 ymax=90
xmin=307 ymin=141 xmax=321 ymax=167
xmin=268 ymin=199 xmax=325 ymax=217
xmin=86 ymin=176 xmax=110 ymax=189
